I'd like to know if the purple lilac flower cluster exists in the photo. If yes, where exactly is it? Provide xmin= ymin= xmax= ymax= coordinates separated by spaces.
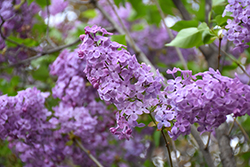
xmin=223 ymin=0 xmax=250 ymax=53
xmin=0 ymin=87 xmax=52 ymax=143
xmin=0 ymin=0 xmax=39 ymax=63
xmin=164 ymin=67 xmax=250 ymax=140
xmin=49 ymin=48 xmax=149 ymax=166
xmin=78 ymin=25 xmax=165 ymax=140
xmin=50 ymin=49 xmax=97 ymax=106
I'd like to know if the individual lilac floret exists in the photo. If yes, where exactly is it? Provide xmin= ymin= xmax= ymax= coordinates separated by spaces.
xmin=164 ymin=67 xmax=250 ymax=140
xmin=223 ymin=0 xmax=250 ymax=53
xmin=78 ymin=25 xmax=163 ymax=140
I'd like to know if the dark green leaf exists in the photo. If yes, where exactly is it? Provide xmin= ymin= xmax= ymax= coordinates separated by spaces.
xmin=153 ymin=130 xmax=161 ymax=147
xmin=127 ymin=0 xmax=147 ymax=19
xmin=111 ymin=35 xmax=126 ymax=46
xmin=158 ymin=0 xmax=174 ymax=15
xmin=27 ymin=0 xmax=35 ymax=5
xmin=202 ymin=30 xmax=214 ymax=44
xmin=114 ymin=0 xmax=126 ymax=7
xmin=145 ymin=5 xmax=161 ymax=26
xmin=214 ymin=15 xmax=231 ymax=26
xmin=35 ymin=0 xmax=50 ymax=8
xmin=170 ymin=20 xmax=199 ymax=32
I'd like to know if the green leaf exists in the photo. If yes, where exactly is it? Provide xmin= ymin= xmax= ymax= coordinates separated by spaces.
xmin=131 ymin=23 xmax=144 ymax=31
xmin=114 ymin=0 xmax=126 ymax=7
xmin=158 ymin=0 xmax=174 ymax=15
xmin=212 ymin=0 xmax=225 ymax=7
xmin=81 ymin=9 xmax=97 ymax=19
xmin=35 ymin=0 xmax=50 ymax=8
xmin=165 ymin=28 xmax=202 ymax=48
xmin=27 ymin=0 xmax=35 ymax=5
xmin=198 ymin=22 xmax=209 ymax=31
xmin=214 ymin=15 xmax=231 ymax=26
xmin=127 ymin=0 xmax=147 ymax=19
xmin=111 ymin=35 xmax=126 ymax=46
xmin=49 ymin=28 xmax=62 ymax=41
xmin=6 ymin=36 xmax=39 ymax=47
xmin=202 ymin=30 xmax=214 ymax=44
xmin=170 ymin=20 xmax=199 ymax=32
xmin=196 ymin=0 xmax=206 ymax=22
xmin=145 ymin=5 xmax=161 ymax=26
xmin=153 ymin=130 xmax=161 ymax=147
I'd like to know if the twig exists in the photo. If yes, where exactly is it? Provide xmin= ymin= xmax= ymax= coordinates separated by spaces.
xmin=234 ymin=117 xmax=250 ymax=142
xmin=45 ymin=0 xmax=57 ymax=47
xmin=211 ymin=43 xmax=250 ymax=83
xmin=152 ymin=0 xmax=188 ymax=70
xmin=0 ymin=15 xmax=37 ymax=53
xmin=227 ymin=119 xmax=235 ymax=135
xmin=204 ymin=132 xmax=211 ymax=150
xmin=0 ymin=38 xmax=81 ymax=69
xmin=69 ymin=0 xmax=91 ymax=4
xmin=217 ymin=38 xmax=222 ymax=70
xmin=149 ymin=113 xmax=173 ymax=167
xmin=190 ymin=125 xmax=215 ymax=167
xmin=94 ymin=0 xmax=158 ymax=76
xmin=74 ymin=139 xmax=104 ymax=167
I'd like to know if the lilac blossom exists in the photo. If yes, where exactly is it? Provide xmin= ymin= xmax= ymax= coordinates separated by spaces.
xmin=223 ymin=0 xmax=250 ymax=53
xmin=78 ymin=25 xmax=166 ymax=140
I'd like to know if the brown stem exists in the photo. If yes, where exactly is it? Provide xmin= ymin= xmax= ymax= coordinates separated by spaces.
xmin=149 ymin=113 xmax=173 ymax=167
xmin=74 ymin=139 xmax=104 ymax=167
xmin=234 ymin=117 xmax=250 ymax=142
xmin=0 ymin=38 xmax=81 ymax=69
xmin=218 ymin=38 xmax=222 ymax=70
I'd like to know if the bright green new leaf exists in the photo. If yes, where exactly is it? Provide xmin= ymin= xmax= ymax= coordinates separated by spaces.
xmin=111 ymin=35 xmax=126 ymax=46
xmin=81 ymin=9 xmax=97 ymax=19
xmin=170 ymin=20 xmax=199 ymax=32
xmin=165 ymin=28 xmax=202 ymax=48
xmin=198 ymin=22 xmax=209 ymax=31
xmin=131 ymin=23 xmax=144 ymax=31
xmin=212 ymin=0 xmax=225 ymax=7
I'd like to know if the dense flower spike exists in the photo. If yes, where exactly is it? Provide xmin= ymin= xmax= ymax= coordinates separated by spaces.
xmin=50 ymin=49 xmax=97 ymax=106
xmin=164 ymin=68 xmax=250 ymax=139
xmin=0 ymin=87 xmax=52 ymax=142
xmin=223 ymin=0 xmax=250 ymax=52
xmin=78 ymin=25 xmax=166 ymax=139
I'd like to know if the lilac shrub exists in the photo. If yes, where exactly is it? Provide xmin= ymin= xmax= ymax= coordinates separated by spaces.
xmin=79 ymin=25 xmax=250 ymax=141
xmin=223 ymin=0 xmax=250 ymax=53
